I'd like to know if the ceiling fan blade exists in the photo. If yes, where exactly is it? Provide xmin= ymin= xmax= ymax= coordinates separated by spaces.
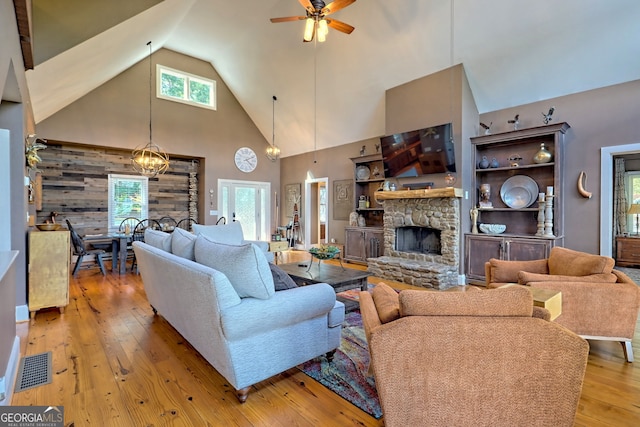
xmin=298 ymin=0 xmax=315 ymax=13
xmin=326 ymin=18 xmax=355 ymax=34
xmin=270 ymin=16 xmax=307 ymax=23
xmin=321 ymin=0 xmax=355 ymax=16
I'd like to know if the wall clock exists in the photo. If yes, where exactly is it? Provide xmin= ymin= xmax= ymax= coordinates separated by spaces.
xmin=234 ymin=147 xmax=257 ymax=173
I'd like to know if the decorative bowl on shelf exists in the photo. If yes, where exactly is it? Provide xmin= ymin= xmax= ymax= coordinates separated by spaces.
xmin=479 ymin=223 xmax=506 ymax=234
xmin=36 ymin=223 xmax=62 ymax=231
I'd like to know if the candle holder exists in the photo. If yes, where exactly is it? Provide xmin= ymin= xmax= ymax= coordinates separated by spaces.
xmin=543 ymin=194 xmax=555 ymax=237
xmin=536 ymin=193 xmax=545 ymax=236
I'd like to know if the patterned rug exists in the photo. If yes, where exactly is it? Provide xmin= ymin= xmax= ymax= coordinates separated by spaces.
xmin=298 ymin=310 xmax=382 ymax=419
xmin=615 ymin=266 xmax=640 ymax=285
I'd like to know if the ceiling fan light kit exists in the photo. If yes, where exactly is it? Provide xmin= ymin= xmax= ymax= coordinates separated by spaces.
xmin=271 ymin=0 xmax=356 ymax=43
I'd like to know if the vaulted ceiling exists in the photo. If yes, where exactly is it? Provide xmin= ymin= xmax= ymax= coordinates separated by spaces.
xmin=26 ymin=0 xmax=640 ymax=157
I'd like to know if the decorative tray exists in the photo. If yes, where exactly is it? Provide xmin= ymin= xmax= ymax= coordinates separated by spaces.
xmin=356 ymin=165 xmax=371 ymax=180
xmin=500 ymin=175 xmax=538 ymax=209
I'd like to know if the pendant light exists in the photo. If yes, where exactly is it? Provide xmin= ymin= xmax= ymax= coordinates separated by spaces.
xmin=266 ymin=95 xmax=280 ymax=161
xmin=132 ymin=41 xmax=169 ymax=177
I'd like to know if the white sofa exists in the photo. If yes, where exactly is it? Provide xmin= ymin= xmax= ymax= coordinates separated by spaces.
xmin=133 ymin=228 xmax=344 ymax=402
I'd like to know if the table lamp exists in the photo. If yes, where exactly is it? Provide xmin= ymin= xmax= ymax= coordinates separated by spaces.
xmin=627 ymin=203 xmax=640 ymax=235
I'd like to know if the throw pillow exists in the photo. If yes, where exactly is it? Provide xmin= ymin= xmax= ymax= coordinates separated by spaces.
xmin=269 ymin=263 xmax=298 ymax=291
xmin=144 ymin=229 xmax=172 ymax=252
xmin=489 ymin=258 xmax=548 ymax=283
xmin=194 ymin=235 xmax=275 ymax=299
xmin=518 ymin=271 xmax=618 ymax=285
xmin=192 ymin=222 xmax=244 ymax=245
xmin=171 ymin=227 xmax=197 ymax=260
xmin=371 ymin=282 xmax=400 ymax=324
xmin=548 ymin=246 xmax=615 ymax=276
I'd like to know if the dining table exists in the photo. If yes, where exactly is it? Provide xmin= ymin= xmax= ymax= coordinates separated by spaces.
xmin=84 ymin=233 xmax=132 ymax=274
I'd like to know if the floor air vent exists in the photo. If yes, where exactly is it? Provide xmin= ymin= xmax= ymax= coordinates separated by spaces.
xmin=14 ymin=351 xmax=52 ymax=392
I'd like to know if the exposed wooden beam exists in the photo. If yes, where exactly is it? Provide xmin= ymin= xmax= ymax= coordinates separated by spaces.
xmin=13 ymin=0 xmax=34 ymax=70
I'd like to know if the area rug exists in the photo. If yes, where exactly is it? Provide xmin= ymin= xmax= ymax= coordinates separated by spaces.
xmin=615 ymin=266 xmax=640 ymax=285
xmin=335 ymin=283 xmax=375 ymax=306
xmin=298 ymin=310 xmax=382 ymax=419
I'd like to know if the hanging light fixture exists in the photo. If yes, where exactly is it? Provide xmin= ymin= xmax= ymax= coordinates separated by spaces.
xmin=303 ymin=18 xmax=315 ymax=42
xmin=266 ymin=95 xmax=280 ymax=161
xmin=303 ymin=17 xmax=329 ymax=43
xmin=132 ymin=41 xmax=169 ymax=177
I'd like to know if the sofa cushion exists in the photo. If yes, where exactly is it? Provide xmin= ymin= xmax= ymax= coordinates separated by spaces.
xmin=193 ymin=222 xmax=244 ymax=245
xmin=194 ymin=235 xmax=275 ymax=299
xmin=489 ymin=258 xmax=548 ymax=283
xmin=548 ymin=246 xmax=615 ymax=276
xmin=269 ymin=263 xmax=298 ymax=291
xmin=144 ymin=229 xmax=172 ymax=252
xmin=399 ymin=286 xmax=533 ymax=317
xmin=518 ymin=271 xmax=618 ymax=285
xmin=171 ymin=227 xmax=197 ymax=260
xmin=372 ymin=282 xmax=400 ymax=324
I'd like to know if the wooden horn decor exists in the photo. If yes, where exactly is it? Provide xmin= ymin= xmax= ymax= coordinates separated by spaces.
xmin=578 ymin=171 xmax=593 ymax=199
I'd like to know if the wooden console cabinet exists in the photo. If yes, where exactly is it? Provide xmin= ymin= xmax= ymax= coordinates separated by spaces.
xmin=616 ymin=236 xmax=640 ymax=267
xmin=465 ymin=234 xmax=554 ymax=283
xmin=344 ymin=227 xmax=383 ymax=264
xmin=28 ymin=230 xmax=70 ymax=319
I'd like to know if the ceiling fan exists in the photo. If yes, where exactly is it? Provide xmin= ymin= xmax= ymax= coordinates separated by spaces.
xmin=270 ymin=0 xmax=356 ymax=42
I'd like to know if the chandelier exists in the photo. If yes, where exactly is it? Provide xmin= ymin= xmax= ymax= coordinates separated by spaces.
xmin=132 ymin=41 xmax=169 ymax=177
xmin=266 ymin=95 xmax=280 ymax=161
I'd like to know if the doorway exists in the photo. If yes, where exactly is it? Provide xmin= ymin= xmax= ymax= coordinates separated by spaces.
xmin=218 ymin=179 xmax=271 ymax=241
xmin=600 ymin=143 xmax=640 ymax=256
xmin=304 ymin=177 xmax=329 ymax=248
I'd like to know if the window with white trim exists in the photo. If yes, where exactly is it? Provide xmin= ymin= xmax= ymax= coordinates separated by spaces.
xmin=108 ymin=174 xmax=149 ymax=232
xmin=157 ymin=64 xmax=216 ymax=110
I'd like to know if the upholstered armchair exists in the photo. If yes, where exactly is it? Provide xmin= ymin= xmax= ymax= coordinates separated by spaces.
xmin=367 ymin=286 xmax=589 ymax=427
xmin=485 ymin=246 xmax=640 ymax=362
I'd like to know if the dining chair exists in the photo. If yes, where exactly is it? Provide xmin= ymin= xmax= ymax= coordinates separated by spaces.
xmin=131 ymin=219 xmax=161 ymax=273
xmin=119 ymin=217 xmax=140 ymax=235
xmin=66 ymin=219 xmax=106 ymax=276
xmin=118 ymin=217 xmax=140 ymax=269
xmin=216 ymin=216 xmax=226 ymax=225
xmin=176 ymin=217 xmax=197 ymax=232
xmin=157 ymin=216 xmax=178 ymax=232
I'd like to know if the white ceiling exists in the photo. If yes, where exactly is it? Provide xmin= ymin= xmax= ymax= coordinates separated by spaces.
xmin=26 ymin=0 xmax=640 ymax=158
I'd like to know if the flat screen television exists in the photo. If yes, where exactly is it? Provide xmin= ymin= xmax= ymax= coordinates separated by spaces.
xmin=380 ymin=123 xmax=455 ymax=178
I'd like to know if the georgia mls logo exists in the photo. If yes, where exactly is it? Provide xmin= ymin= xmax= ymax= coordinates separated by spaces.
xmin=0 ymin=405 xmax=64 ymax=427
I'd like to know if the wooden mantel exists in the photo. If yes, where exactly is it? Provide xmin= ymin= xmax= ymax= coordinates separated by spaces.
xmin=374 ymin=187 xmax=463 ymax=202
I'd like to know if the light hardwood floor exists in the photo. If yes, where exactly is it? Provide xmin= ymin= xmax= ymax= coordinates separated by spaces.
xmin=13 ymin=251 xmax=640 ymax=426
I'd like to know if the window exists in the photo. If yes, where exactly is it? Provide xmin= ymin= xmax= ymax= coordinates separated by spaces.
xmin=157 ymin=64 xmax=216 ymax=110
xmin=625 ymin=171 xmax=640 ymax=234
xmin=108 ymin=174 xmax=149 ymax=232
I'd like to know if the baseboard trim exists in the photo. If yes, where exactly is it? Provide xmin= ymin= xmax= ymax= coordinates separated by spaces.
xmin=0 ymin=336 xmax=20 ymax=406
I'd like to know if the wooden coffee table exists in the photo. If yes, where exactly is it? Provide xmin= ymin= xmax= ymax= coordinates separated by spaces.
xmin=500 ymin=284 xmax=562 ymax=320
xmin=277 ymin=261 xmax=369 ymax=293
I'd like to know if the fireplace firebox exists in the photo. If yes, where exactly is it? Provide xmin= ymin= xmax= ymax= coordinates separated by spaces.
xmin=395 ymin=226 xmax=441 ymax=255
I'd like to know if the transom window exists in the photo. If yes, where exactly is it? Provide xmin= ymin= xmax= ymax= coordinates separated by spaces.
xmin=157 ymin=64 xmax=216 ymax=110
xmin=108 ymin=174 xmax=149 ymax=232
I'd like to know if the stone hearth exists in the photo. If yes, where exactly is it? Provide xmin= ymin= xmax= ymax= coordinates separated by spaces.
xmin=368 ymin=188 xmax=462 ymax=290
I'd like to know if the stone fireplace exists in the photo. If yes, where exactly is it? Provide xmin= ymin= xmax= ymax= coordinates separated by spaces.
xmin=368 ymin=188 xmax=462 ymax=290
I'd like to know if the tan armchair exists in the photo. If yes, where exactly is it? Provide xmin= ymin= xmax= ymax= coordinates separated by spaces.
xmin=367 ymin=286 xmax=589 ymax=427
xmin=485 ymin=246 xmax=640 ymax=362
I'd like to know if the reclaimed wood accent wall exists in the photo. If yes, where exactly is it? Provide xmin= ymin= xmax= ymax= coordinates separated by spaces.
xmin=36 ymin=141 xmax=200 ymax=235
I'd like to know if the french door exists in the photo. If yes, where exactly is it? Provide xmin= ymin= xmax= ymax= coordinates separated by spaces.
xmin=218 ymin=179 xmax=270 ymax=241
